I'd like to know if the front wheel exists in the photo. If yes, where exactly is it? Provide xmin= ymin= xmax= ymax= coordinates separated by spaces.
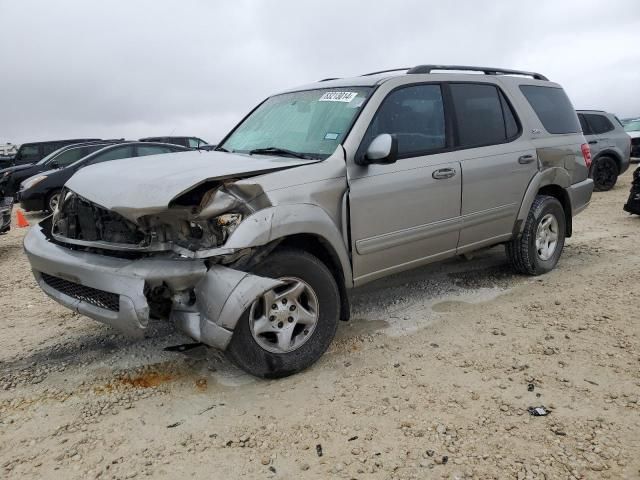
xmin=225 ymin=249 xmax=340 ymax=378
xmin=46 ymin=189 xmax=62 ymax=213
xmin=506 ymin=195 xmax=566 ymax=275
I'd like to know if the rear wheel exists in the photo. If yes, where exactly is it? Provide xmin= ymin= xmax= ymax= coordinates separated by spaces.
xmin=591 ymin=156 xmax=618 ymax=191
xmin=506 ymin=195 xmax=566 ymax=275
xmin=46 ymin=189 xmax=61 ymax=213
xmin=225 ymin=249 xmax=340 ymax=378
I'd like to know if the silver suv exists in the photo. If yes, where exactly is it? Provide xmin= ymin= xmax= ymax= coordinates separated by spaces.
xmin=24 ymin=65 xmax=594 ymax=378
xmin=577 ymin=110 xmax=631 ymax=191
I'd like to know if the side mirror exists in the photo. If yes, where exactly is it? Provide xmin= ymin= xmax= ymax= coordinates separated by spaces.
xmin=358 ymin=133 xmax=398 ymax=165
xmin=49 ymin=161 xmax=59 ymax=169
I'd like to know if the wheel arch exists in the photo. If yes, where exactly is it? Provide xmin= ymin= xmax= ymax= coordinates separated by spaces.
xmin=515 ymin=169 xmax=573 ymax=238
xmin=224 ymin=204 xmax=353 ymax=320
xmin=591 ymin=149 xmax=622 ymax=173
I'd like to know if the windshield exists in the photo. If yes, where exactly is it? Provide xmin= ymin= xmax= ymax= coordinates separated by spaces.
xmin=220 ymin=87 xmax=373 ymax=158
xmin=624 ymin=120 xmax=640 ymax=132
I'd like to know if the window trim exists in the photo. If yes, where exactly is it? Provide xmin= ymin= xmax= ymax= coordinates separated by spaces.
xmin=356 ymin=81 xmax=523 ymax=162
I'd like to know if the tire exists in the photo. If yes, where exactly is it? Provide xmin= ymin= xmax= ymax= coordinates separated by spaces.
xmin=225 ymin=248 xmax=340 ymax=379
xmin=506 ymin=195 xmax=566 ymax=276
xmin=45 ymin=189 xmax=62 ymax=213
xmin=591 ymin=156 xmax=618 ymax=192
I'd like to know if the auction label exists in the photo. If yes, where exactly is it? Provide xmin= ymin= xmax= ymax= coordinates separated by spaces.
xmin=318 ymin=91 xmax=358 ymax=102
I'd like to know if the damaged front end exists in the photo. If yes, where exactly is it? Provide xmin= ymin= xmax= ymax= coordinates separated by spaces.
xmin=24 ymin=179 xmax=282 ymax=350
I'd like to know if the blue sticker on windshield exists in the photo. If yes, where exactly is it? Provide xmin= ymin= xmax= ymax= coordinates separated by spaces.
xmin=324 ymin=132 xmax=340 ymax=140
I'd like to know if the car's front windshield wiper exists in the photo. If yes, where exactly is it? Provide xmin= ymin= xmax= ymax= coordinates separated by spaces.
xmin=248 ymin=147 xmax=314 ymax=160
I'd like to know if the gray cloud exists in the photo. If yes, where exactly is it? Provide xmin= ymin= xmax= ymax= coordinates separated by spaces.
xmin=1 ymin=0 xmax=638 ymax=144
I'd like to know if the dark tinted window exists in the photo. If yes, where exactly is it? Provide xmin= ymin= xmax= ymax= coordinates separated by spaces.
xmin=19 ymin=145 xmax=40 ymax=161
xmin=578 ymin=114 xmax=592 ymax=135
xmin=364 ymin=84 xmax=446 ymax=158
xmin=42 ymin=143 xmax=62 ymax=156
xmin=137 ymin=145 xmax=176 ymax=156
xmin=450 ymin=84 xmax=512 ymax=146
xmin=519 ymin=85 xmax=579 ymax=134
xmin=585 ymin=114 xmax=614 ymax=135
xmin=89 ymin=145 xmax=135 ymax=164
xmin=499 ymin=91 xmax=519 ymax=139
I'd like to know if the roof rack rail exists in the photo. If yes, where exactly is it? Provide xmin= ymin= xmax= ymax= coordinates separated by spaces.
xmin=406 ymin=65 xmax=548 ymax=81
xmin=319 ymin=77 xmax=339 ymax=82
xmin=361 ymin=68 xmax=410 ymax=77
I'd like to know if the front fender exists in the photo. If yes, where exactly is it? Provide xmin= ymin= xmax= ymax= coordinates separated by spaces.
xmin=225 ymin=204 xmax=353 ymax=287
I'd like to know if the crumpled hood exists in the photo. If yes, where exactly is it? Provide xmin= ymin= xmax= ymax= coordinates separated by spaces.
xmin=65 ymin=150 xmax=319 ymax=217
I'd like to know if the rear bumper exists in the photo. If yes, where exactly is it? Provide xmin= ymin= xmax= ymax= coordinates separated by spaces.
xmin=568 ymin=178 xmax=594 ymax=216
xmin=23 ymin=221 xmax=281 ymax=349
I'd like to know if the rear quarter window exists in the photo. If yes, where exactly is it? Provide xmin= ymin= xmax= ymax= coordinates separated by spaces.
xmin=519 ymin=85 xmax=580 ymax=134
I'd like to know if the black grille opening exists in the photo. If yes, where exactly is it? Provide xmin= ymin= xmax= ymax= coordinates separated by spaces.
xmin=41 ymin=273 xmax=120 ymax=312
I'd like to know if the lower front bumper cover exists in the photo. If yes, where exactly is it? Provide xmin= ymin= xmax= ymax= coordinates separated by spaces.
xmin=23 ymin=222 xmax=281 ymax=349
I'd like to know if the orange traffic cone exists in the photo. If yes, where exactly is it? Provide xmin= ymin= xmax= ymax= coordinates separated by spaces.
xmin=16 ymin=209 xmax=30 ymax=228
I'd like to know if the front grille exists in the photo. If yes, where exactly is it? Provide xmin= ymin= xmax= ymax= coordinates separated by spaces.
xmin=41 ymin=273 xmax=120 ymax=312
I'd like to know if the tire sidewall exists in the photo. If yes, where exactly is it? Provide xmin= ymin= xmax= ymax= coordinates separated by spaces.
xmin=591 ymin=156 xmax=618 ymax=191
xmin=528 ymin=198 xmax=565 ymax=274
xmin=226 ymin=250 xmax=340 ymax=378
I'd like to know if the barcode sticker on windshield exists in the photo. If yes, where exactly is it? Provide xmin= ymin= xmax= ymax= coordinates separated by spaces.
xmin=319 ymin=91 xmax=358 ymax=103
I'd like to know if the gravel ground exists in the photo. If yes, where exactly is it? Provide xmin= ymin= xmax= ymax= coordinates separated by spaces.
xmin=1 ymin=171 xmax=639 ymax=479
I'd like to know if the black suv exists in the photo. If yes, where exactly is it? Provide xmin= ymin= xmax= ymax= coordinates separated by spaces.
xmin=19 ymin=142 xmax=188 ymax=212
xmin=140 ymin=136 xmax=209 ymax=149
xmin=9 ymin=139 xmax=101 ymax=166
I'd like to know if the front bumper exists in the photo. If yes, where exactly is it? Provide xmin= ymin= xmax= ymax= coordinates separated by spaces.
xmin=19 ymin=191 xmax=45 ymax=212
xmin=567 ymin=178 xmax=594 ymax=216
xmin=24 ymin=222 xmax=281 ymax=349
xmin=0 ymin=197 xmax=12 ymax=233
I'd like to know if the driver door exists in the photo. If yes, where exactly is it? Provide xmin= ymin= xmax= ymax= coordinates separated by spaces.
xmin=347 ymin=83 xmax=462 ymax=286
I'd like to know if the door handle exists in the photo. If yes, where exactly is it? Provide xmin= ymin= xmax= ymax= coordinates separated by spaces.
xmin=432 ymin=168 xmax=456 ymax=180
xmin=588 ymin=140 xmax=598 ymax=145
xmin=518 ymin=154 xmax=535 ymax=164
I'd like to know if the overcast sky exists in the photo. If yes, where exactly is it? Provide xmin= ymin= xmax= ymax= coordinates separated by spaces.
xmin=1 ymin=0 xmax=638 ymax=145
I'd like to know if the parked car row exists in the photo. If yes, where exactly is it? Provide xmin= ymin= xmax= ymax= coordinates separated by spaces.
xmin=0 ymin=136 xmax=211 ymax=168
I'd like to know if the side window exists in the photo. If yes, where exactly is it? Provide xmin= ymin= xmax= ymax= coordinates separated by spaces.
xmin=450 ymin=83 xmax=512 ymax=147
xmin=519 ymin=85 xmax=580 ymax=134
xmin=363 ymin=84 xmax=446 ymax=158
xmin=19 ymin=145 xmax=39 ymax=161
xmin=578 ymin=114 xmax=592 ymax=135
xmin=585 ymin=114 xmax=614 ymax=135
xmin=90 ymin=145 xmax=134 ymax=164
xmin=188 ymin=138 xmax=200 ymax=148
xmin=43 ymin=144 xmax=61 ymax=156
xmin=137 ymin=145 xmax=175 ymax=156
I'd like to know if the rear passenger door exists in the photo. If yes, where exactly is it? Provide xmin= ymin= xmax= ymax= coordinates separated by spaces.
xmin=451 ymin=82 xmax=538 ymax=253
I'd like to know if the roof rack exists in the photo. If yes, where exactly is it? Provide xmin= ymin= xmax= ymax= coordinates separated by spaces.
xmin=361 ymin=68 xmax=410 ymax=77
xmin=319 ymin=77 xmax=339 ymax=82
xmin=405 ymin=65 xmax=548 ymax=81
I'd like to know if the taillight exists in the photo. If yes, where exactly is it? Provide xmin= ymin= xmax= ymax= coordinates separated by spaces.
xmin=581 ymin=143 xmax=592 ymax=168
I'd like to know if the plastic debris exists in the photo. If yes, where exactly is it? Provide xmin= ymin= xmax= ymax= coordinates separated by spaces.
xmin=348 ymin=436 xmax=358 ymax=442
xmin=527 ymin=383 xmax=535 ymax=392
xmin=528 ymin=406 xmax=549 ymax=416
xmin=316 ymin=444 xmax=323 ymax=457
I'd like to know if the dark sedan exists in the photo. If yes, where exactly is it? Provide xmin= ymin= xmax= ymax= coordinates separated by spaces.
xmin=19 ymin=142 xmax=187 ymax=212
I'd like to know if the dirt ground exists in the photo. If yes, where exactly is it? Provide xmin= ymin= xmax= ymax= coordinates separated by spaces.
xmin=1 ymin=171 xmax=639 ymax=480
